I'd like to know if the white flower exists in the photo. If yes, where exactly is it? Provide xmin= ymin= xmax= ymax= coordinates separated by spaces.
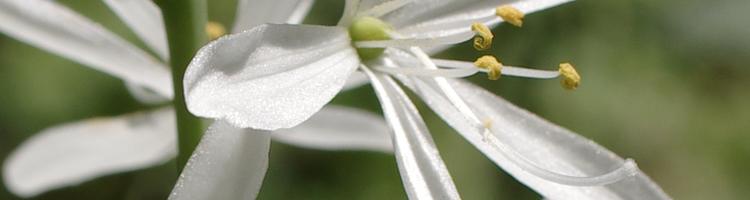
xmin=0 ymin=0 xmax=390 ymax=197
xmin=180 ymin=0 xmax=672 ymax=199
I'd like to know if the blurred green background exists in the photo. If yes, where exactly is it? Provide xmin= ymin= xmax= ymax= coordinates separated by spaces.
xmin=1 ymin=0 xmax=749 ymax=199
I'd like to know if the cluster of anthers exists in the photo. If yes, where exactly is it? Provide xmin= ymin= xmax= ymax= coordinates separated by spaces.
xmin=344 ymin=1 xmax=639 ymax=187
xmin=349 ymin=4 xmax=581 ymax=91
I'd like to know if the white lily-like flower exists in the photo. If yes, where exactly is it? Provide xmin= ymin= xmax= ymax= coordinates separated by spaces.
xmin=180 ymin=0 xmax=672 ymax=199
xmin=0 ymin=0 xmax=390 ymax=198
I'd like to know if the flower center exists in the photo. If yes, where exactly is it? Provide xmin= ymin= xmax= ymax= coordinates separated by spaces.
xmin=348 ymin=17 xmax=392 ymax=60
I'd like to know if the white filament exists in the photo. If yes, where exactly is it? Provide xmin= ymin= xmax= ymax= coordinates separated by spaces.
xmin=373 ymin=66 xmax=478 ymax=78
xmin=383 ymin=57 xmax=559 ymax=79
xmin=354 ymin=31 xmax=474 ymax=48
xmin=501 ymin=66 xmax=559 ymax=79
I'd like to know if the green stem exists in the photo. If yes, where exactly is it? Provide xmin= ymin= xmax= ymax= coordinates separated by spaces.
xmin=155 ymin=0 xmax=207 ymax=172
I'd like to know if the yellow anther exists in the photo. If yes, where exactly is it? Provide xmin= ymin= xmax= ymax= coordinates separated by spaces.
xmin=205 ymin=21 xmax=226 ymax=40
xmin=474 ymin=55 xmax=503 ymax=80
xmin=496 ymin=5 xmax=525 ymax=27
xmin=482 ymin=118 xmax=493 ymax=129
xmin=481 ymin=118 xmax=494 ymax=143
xmin=558 ymin=63 xmax=581 ymax=90
xmin=471 ymin=22 xmax=494 ymax=51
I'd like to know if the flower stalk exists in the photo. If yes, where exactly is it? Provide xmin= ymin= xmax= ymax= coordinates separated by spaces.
xmin=155 ymin=0 xmax=207 ymax=171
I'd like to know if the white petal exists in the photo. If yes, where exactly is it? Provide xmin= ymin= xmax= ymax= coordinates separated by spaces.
xmin=232 ymin=0 xmax=315 ymax=33
xmin=103 ymin=0 xmax=169 ymax=60
xmin=388 ymin=0 xmax=574 ymax=38
xmin=169 ymin=121 xmax=271 ymax=200
xmin=362 ymin=66 xmax=460 ymax=200
xmin=0 ymin=0 xmax=173 ymax=98
xmin=184 ymin=24 xmax=359 ymax=130
xmin=3 ymin=108 xmax=176 ymax=198
xmin=402 ymin=77 xmax=670 ymax=200
xmin=273 ymin=105 xmax=392 ymax=153
xmin=343 ymin=71 xmax=370 ymax=90
xmin=125 ymin=82 xmax=171 ymax=104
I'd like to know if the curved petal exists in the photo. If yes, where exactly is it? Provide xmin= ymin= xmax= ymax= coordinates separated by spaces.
xmin=103 ymin=0 xmax=169 ymax=60
xmin=232 ymin=0 xmax=315 ymax=33
xmin=273 ymin=105 xmax=392 ymax=153
xmin=184 ymin=24 xmax=359 ymax=130
xmin=125 ymin=82 xmax=171 ymax=104
xmin=379 ymin=0 xmax=574 ymax=38
xmin=343 ymin=71 xmax=370 ymax=90
xmin=3 ymin=108 xmax=176 ymax=198
xmin=362 ymin=66 xmax=460 ymax=200
xmin=400 ymin=77 xmax=670 ymax=199
xmin=169 ymin=121 xmax=271 ymax=200
xmin=0 ymin=0 xmax=173 ymax=98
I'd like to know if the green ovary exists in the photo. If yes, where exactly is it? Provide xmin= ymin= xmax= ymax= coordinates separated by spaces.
xmin=348 ymin=17 xmax=392 ymax=60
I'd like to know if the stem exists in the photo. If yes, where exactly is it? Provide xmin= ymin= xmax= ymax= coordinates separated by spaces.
xmin=156 ymin=0 xmax=207 ymax=172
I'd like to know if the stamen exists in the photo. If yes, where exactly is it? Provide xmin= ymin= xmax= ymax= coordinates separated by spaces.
xmin=496 ymin=5 xmax=525 ymax=27
xmin=474 ymin=55 xmax=503 ymax=80
xmin=471 ymin=23 xmax=494 ymax=50
xmin=429 ymin=58 xmax=561 ymax=79
xmin=354 ymin=31 xmax=474 ymax=48
xmin=372 ymin=66 xmax=478 ymax=77
xmin=205 ymin=21 xmax=226 ymax=40
xmin=358 ymin=0 xmax=412 ymax=18
xmin=558 ymin=63 xmax=581 ymax=90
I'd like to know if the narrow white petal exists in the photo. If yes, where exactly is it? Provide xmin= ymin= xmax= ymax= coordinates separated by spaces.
xmin=356 ymin=0 xmax=411 ymax=19
xmin=169 ymin=121 xmax=271 ymax=200
xmin=273 ymin=105 xmax=392 ymax=153
xmin=232 ymin=0 xmax=316 ymax=33
xmin=3 ymin=108 xmax=176 ymax=198
xmin=362 ymin=66 xmax=460 ymax=200
xmin=343 ymin=71 xmax=370 ymax=90
xmin=285 ymin=0 xmax=316 ymax=24
xmin=401 ymin=77 xmax=671 ymax=200
xmin=389 ymin=0 xmax=574 ymax=41
xmin=103 ymin=0 xmax=169 ymax=60
xmin=0 ymin=0 xmax=173 ymax=98
xmin=338 ymin=0 xmax=361 ymax=26
xmin=184 ymin=24 xmax=359 ymax=130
